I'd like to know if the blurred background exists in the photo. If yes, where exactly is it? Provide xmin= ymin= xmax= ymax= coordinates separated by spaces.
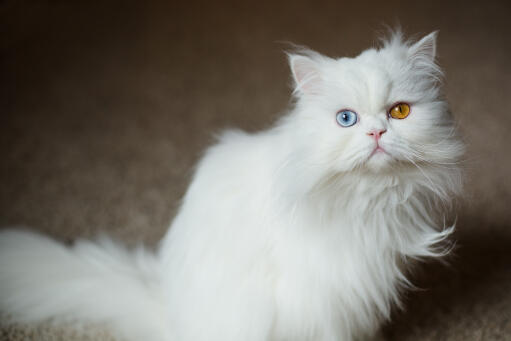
xmin=1 ymin=0 xmax=511 ymax=340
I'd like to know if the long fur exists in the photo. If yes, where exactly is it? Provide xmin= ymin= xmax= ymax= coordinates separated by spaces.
xmin=0 ymin=31 xmax=463 ymax=341
xmin=0 ymin=229 xmax=171 ymax=340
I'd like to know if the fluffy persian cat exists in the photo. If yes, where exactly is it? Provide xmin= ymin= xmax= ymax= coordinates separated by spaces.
xmin=0 ymin=31 xmax=463 ymax=341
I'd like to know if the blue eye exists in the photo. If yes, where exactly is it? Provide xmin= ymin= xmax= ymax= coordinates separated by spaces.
xmin=336 ymin=110 xmax=358 ymax=127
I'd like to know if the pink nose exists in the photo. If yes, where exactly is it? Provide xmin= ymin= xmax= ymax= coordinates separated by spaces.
xmin=367 ymin=129 xmax=387 ymax=141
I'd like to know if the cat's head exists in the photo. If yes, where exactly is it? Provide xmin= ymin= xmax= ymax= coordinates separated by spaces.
xmin=286 ymin=31 xmax=464 ymax=181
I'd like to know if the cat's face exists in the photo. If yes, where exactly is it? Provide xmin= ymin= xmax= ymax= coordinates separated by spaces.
xmin=288 ymin=32 xmax=463 ymax=176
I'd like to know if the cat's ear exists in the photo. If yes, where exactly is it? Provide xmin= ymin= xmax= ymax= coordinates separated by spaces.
xmin=288 ymin=53 xmax=322 ymax=96
xmin=408 ymin=31 xmax=438 ymax=62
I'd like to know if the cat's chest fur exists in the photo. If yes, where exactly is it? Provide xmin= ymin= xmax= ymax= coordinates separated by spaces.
xmin=161 ymin=133 xmax=419 ymax=341
xmin=267 ymin=189 xmax=406 ymax=340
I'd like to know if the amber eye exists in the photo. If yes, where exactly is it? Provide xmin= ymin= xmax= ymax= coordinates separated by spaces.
xmin=389 ymin=103 xmax=410 ymax=119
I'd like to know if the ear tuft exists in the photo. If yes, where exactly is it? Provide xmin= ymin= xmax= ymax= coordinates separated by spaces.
xmin=409 ymin=31 xmax=438 ymax=62
xmin=288 ymin=53 xmax=322 ymax=95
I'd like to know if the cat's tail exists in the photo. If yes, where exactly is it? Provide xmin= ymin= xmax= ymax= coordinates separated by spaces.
xmin=0 ymin=228 xmax=171 ymax=341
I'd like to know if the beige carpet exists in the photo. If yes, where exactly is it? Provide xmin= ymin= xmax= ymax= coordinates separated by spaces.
xmin=1 ymin=0 xmax=511 ymax=339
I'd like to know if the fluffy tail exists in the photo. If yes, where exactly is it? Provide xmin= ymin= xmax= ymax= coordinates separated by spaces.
xmin=0 ymin=229 xmax=171 ymax=341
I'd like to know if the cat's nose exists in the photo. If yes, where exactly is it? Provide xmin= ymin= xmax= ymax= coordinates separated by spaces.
xmin=367 ymin=129 xmax=387 ymax=141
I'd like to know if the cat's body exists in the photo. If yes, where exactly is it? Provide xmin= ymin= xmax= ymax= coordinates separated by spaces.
xmin=0 ymin=31 xmax=463 ymax=341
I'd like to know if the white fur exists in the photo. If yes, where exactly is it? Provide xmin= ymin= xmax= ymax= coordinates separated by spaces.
xmin=0 ymin=31 xmax=463 ymax=341
xmin=0 ymin=229 xmax=171 ymax=340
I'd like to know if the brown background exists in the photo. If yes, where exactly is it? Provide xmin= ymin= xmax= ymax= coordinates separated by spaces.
xmin=1 ymin=0 xmax=511 ymax=340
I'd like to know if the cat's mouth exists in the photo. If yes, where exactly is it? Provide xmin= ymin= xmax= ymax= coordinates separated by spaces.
xmin=364 ymin=144 xmax=394 ymax=170
xmin=369 ymin=145 xmax=388 ymax=158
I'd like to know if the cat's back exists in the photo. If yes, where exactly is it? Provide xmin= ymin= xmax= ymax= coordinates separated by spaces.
xmin=162 ymin=127 xmax=284 ymax=246
xmin=186 ymin=128 xmax=282 ymax=201
xmin=159 ymin=127 xmax=283 ymax=295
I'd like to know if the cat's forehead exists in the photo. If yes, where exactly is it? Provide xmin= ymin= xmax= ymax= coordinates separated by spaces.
xmin=323 ymin=49 xmax=406 ymax=112
xmin=333 ymin=48 xmax=404 ymax=83
xmin=290 ymin=34 xmax=439 ymax=113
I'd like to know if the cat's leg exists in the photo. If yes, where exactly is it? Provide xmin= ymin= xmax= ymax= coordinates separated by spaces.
xmin=165 ymin=283 xmax=276 ymax=341
xmin=174 ymin=306 xmax=275 ymax=341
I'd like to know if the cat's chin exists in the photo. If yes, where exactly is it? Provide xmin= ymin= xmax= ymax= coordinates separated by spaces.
xmin=364 ymin=151 xmax=394 ymax=172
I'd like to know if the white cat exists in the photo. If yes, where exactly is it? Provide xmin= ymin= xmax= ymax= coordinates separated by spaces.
xmin=0 ymin=31 xmax=463 ymax=341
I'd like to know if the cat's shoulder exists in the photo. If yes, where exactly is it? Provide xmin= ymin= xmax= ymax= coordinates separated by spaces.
xmin=192 ymin=128 xmax=277 ymax=181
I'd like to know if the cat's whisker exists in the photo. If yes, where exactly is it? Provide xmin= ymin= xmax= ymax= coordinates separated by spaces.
xmin=400 ymin=153 xmax=440 ymax=192
xmin=388 ymin=142 xmax=461 ymax=170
